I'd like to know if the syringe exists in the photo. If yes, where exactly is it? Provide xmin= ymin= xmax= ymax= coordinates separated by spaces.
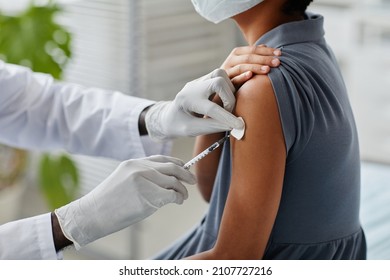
xmin=183 ymin=134 xmax=230 ymax=170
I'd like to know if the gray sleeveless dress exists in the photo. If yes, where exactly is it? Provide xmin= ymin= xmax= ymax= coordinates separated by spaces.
xmin=154 ymin=13 xmax=366 ymax=260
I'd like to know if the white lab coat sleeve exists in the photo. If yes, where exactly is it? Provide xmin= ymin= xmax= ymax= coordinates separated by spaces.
xmin=0 ymin=61 xmax=170 ymax=160
xmin=0 ymin=213 xmax=61 ymax=260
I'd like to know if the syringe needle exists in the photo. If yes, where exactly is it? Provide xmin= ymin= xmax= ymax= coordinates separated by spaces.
xmin=183 ymin=134 xmax=229 ymax=170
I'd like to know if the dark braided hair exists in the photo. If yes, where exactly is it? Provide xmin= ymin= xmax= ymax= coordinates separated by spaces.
xmin=282 ymin=0 xmax=314 ymax=16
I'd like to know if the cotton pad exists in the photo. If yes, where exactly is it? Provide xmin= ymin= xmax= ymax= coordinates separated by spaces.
xmin=231 ymin=117 xmax=245 ymax=140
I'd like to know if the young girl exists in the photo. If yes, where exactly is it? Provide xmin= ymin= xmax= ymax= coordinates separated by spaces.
xmin=155 ymin=0 xmax=366 ymax=260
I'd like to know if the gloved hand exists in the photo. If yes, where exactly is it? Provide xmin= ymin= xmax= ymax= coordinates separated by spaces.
xmin=145 ymin=68 xmax=244 ymax=142
xmin=54 ymin=155 xmax=196 ymax=249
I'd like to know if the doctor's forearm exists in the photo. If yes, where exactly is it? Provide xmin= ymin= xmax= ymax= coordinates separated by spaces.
xmin=51 ymin=212 xmax=72 ymax=252
xmin=1 ymin=62 xmax=160 ymax=160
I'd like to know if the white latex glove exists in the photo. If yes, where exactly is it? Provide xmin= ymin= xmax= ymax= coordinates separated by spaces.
xmin=54 ymin=155 xmax=196 ymax=249
xmin=145 ymin=68 xmax=244 ymax=142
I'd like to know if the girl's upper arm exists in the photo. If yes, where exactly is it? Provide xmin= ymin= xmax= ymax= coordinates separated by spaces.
xmin=194 ymin=132 xmax=225 ymax=202
xmin=190 ymin=74 xmax=287 ymax=259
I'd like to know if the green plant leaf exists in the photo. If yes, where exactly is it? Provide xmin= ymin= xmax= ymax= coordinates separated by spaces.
xmin=58 ymin=154 xmax=79 ymax=200
xmin=39 ymin=154 xmax=79 ymax=210
xmin=0 ymin=3 xmax=72 ymax=79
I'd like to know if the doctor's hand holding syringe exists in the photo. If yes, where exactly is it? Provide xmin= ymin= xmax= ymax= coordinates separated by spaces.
xmin=0 ymin=45 xmax=280 ymax=259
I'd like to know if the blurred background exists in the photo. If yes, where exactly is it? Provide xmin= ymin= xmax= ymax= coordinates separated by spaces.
xmin=0 ymin=0 xmax=389 ymax=259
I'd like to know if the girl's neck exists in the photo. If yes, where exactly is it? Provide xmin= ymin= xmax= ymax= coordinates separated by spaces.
xmin=232 ymin=1 xmax=304 ymax=45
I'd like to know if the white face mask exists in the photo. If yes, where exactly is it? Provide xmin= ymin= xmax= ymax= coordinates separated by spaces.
xmin=191 ymin=0 xmax=264 ymax=24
